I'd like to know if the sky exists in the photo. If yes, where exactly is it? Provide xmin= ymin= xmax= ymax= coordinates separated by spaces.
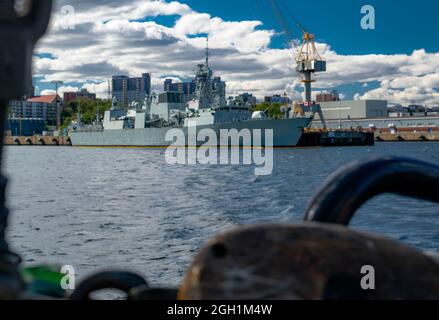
xmin=33 ymin=0 xmax=439 ymax=106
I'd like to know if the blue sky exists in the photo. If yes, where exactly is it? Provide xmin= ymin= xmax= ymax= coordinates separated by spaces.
xmin=145 ymin=0 xmax=439 ymax=54
xmin=34 ymin=0 xmax=439 ymax=105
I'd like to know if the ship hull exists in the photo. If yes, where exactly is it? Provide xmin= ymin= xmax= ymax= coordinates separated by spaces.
xmin=69 ymin=118 xmax=311 ymax=147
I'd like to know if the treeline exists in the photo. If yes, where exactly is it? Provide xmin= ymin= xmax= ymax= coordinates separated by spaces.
xmin=252 ymin=102 xmax=285 ymax=119
xmin=61 ymin=98 xmax=112 ymax=130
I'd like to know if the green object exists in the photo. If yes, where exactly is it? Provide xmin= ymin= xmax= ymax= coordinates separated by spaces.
xmin=21 ymin=265 xmax=66 ymax=298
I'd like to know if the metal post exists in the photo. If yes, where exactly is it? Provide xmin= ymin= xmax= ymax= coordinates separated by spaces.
xmin=304 ymin=72 xmax=312 ymax=103
xmin=78 ymin=98 xmax=81 ymax=124
xmin=51 ymin=80 xmax=63 ymax=131
xmin=96 ymin=101 xmax=100 ymax=126
xmin=94 ymin=83 xmax=99 ymax=126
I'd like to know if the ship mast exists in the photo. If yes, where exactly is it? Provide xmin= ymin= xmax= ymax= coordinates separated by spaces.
xmin=206 ymin=36 xmax=209 ymax=68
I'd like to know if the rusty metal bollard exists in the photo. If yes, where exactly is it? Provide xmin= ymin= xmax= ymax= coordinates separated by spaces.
xmin=179 ymin=223 xmax=439 ymax=300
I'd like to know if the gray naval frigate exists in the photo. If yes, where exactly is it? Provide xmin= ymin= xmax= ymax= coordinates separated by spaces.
xmin=69 ymin=56 xmax=312 ymax=147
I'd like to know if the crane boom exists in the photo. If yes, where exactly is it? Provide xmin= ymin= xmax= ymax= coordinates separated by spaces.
xmin=276 ymin=0 xmax=307 ymax=34
xmin=269 ymin=0 xmax=327 ymax=128
xmin=268 ymin=0 xmax=295 ymax=44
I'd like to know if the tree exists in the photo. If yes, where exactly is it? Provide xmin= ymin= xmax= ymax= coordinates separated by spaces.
xmin=61 ymin=98 xmax=112 ymax=130
xmin=253 ymin=102 xmax=284 ymax=119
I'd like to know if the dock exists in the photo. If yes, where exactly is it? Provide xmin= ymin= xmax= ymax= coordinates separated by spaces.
xmin=7 ymin=130 xmax=439 ymax=147
xmin=4 ymin=135 xmax=72 ymax=146
xmin=298 ymin=130 xmax=375 ymax=147
xmin=376 ymin=131 xmax=439 ymax=142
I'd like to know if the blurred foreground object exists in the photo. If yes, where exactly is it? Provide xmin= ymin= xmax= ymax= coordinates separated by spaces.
xmin=0 ymin=0 xmax=53 ymax=100
xmin=179 ymin=223 xmax=439 ymax=300
xmin=0 ymin=0 xmax=52 ymax=299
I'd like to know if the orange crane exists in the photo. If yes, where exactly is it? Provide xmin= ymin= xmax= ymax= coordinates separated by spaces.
xmin=269 ymin=0 xmax=327 ymax=128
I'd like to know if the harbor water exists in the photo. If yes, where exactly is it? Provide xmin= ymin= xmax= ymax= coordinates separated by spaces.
xmin=3 ymin=142 xmax=439 ymax=287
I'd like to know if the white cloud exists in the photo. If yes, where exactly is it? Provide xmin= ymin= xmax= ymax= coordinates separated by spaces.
xmin=40 ymin=85 xmax=81 ymax=96
xmin=81 ymin=82 xmax=109 ymax=99
xmin=32 ymin=0 xmax=439 ymax=106
xmin=50 ymin=0 xmax=193 ymax=31
xmin=356 ymin=83 xmax=439 ymax=105
xmin=40 ymin=89 xmax=55 ymax=96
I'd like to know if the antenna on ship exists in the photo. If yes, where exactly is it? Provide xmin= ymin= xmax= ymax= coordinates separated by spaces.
xmin=206 ymin=36 xmax=209 ymax=67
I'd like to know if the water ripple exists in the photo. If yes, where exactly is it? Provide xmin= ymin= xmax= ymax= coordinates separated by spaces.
xmin=3 ymin=143 xmax=439 ymax=286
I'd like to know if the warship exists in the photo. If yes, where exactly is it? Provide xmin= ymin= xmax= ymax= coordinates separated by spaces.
xmin=69 ymin=51 xmax=312 ymax=147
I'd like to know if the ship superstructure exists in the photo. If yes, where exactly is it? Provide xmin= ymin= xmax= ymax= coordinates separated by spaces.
xmin=69 ymin=44 xmax=312 ymax=147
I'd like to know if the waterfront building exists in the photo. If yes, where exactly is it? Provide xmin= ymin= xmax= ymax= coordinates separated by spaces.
xmin=158 ymin=91 xmax=184 ymax=104
xmin=227 ymin=93 xmax=257 ymax=108
xmin=112 ymin=73 xmax=151 ymax=107
xmin=315 ymin=100 xmax=388 ymax=120
xmin=63 ymin=88 xmax=96 ymax=104
xmin=9 ymin=99 xmax=27 ymax=119
xmin=234 ymin=93 xmax=257 ymax=107
xmin=316 ymin=90 xmax=340 ymax=102
xmin=63 ymin=92 xmax=77 ymax=104
xmin=9 ymin=95 xmax=62 ymax=126
xmin=163 ymin=79 xmax=196 ymax=103
xmin=26 ymin=95 xmax=61 ymax=126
